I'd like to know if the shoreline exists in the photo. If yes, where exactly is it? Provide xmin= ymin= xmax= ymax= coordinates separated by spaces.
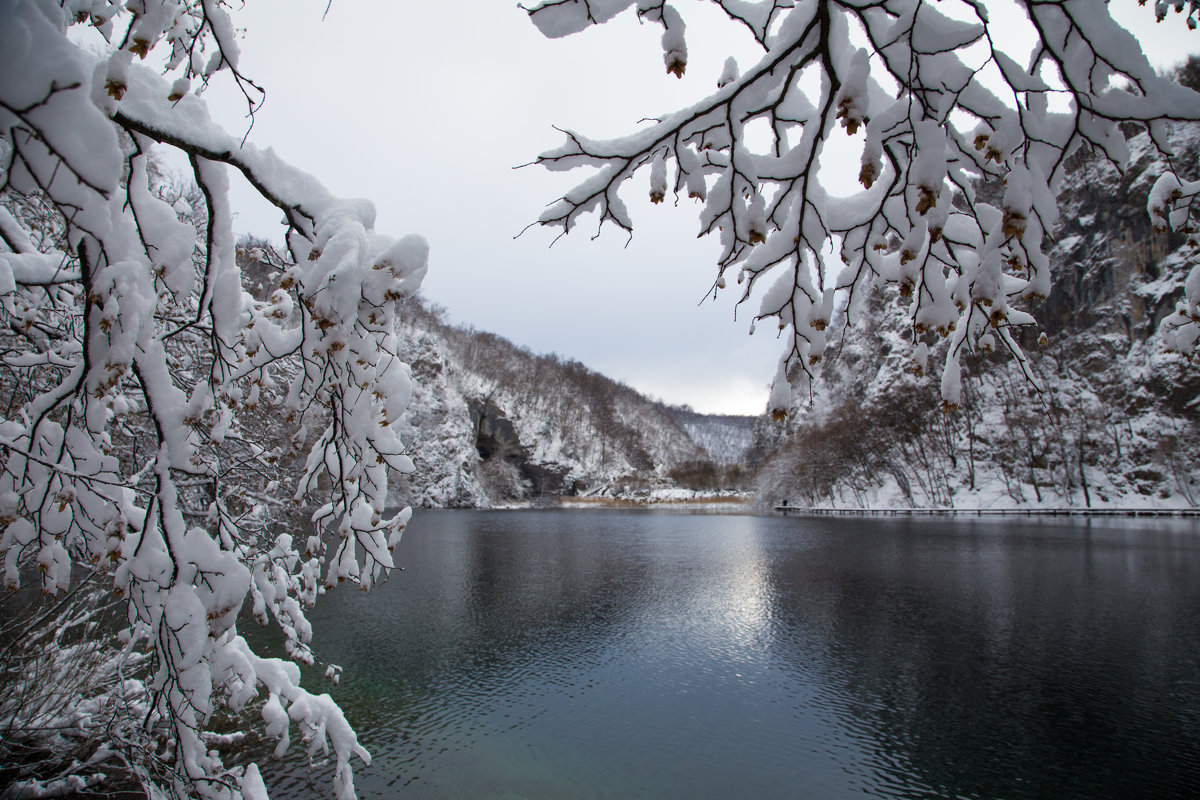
xmin=554 ymin=495 xmax=753 ymax=511
xmin=437 ymin=500 xmax=1200 ymax=519
xmin=775 ymin=506 xmax=1200 ymax=518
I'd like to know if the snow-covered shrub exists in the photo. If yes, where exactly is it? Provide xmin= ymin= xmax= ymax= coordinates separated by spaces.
xmin=0 ymin=578 xmax=157 ymax=798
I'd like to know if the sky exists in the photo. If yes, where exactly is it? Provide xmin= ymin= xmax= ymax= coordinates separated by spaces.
xmin=201 ymin=1 xmax=1200 ymax=416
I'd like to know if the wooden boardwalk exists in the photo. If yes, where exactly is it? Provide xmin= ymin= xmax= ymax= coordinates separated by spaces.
xmin=774 ymin=506 xmax=1200 ymax=518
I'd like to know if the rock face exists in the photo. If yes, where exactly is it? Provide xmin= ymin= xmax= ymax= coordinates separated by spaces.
xmin=467 ymin=397 xmax=576 ymax=497
xmin=469 ymin=398 xmax=524 ymax=464
xmin=1046 ymin=124 xmax=1200 ymax=344
xmin=751 ymin=121 xmax=1200 ymax=509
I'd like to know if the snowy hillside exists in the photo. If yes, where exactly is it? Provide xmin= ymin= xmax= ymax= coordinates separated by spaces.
xmin=668 ymin=406 xmax=756 ymax=464
xmin=752 ymin=120 xmax=1200 ymax=510
xmin=388 ymin=301 xmax=743 ymax=507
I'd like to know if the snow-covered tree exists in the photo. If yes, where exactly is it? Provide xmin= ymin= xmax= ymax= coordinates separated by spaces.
xmin=0 ymin=1 xmax=426 ymax=797
xmin=524 ymin=0 xmax=1200 ymax=413
xmin=1152 ymin=160 xmax=1200 ymax=357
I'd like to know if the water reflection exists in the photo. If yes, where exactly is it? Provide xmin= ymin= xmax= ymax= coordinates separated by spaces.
xmin=249 ymin=511 xmax=1200 ymax=799
xmin=759 ymin=516 xmax=1200 ymax=799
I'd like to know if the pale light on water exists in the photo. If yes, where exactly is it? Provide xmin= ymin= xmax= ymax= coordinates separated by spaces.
xmin=244 ymin=510 xmax=1200 ymax=799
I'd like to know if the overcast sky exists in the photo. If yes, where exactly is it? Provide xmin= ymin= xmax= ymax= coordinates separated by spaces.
xmin=202 ymin=1 xmax=1199 ymax=416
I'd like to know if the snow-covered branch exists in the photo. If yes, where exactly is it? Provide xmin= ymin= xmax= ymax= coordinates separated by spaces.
xmin=0 ymin=2 xmax=427 ymax=797
xmin=525 ymin=0 xmax=1200 ymax=412
xmin=1150 ymin=168 xmax=1200 ymax=356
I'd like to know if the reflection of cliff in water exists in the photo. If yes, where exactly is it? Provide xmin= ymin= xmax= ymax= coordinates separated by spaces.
xmin=758 ymin=517 xmax=1200 ymax=799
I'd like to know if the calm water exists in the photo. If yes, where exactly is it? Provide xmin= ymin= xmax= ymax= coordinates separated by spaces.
xmin=249 ymin=510 xmax=1200 ymax=799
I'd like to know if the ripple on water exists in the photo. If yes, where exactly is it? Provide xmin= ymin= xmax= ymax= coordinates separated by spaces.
xmin=248 ymin=510 xmax=1200 ymax=800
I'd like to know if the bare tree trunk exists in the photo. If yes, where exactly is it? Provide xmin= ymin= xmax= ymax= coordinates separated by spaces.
xmin=1078 ymin=418 xmax=1092 ymax=508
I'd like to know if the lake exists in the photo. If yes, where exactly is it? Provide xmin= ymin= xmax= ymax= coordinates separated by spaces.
xmin=251 ymin=509 xmax=1200 ymax=799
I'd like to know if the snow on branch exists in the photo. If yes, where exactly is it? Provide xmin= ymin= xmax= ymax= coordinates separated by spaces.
xmin=0 ymin=1 xmax=426 ymax=798
xmin=524 ymin=0 xmax=1200 ymax=414
xmin=1150 ymin=169 xmax=1200 ymax=357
